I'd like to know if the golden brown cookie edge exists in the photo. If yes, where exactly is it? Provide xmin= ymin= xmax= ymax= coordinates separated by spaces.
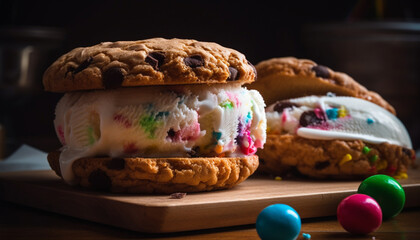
xmin=47 ymin=151 xmax=259 ymax=193
xmin=251 ymin=57 xmax=396 ymax=114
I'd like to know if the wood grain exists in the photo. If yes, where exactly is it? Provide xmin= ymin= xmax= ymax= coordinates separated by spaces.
xmin=1 ymin=169 xmax=419 ymax=233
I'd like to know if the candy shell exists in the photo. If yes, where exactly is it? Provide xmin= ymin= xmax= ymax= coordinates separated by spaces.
xmin=256 ymin=204 xmax=301 ymax=240
xmin=358 ymin=174 xmax=405 ymax=219
xmin=337 ymin=194 xmax=382 ymax=234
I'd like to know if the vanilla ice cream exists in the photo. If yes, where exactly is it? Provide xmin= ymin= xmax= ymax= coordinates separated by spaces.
xmin=54 ymin=83 xmax=266 ymax=184
xmin=266 ymin=95 xmax=412 ymax=148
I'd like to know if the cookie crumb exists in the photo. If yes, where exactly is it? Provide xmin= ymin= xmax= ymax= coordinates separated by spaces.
xmin=170 ymin=192 xmax=187 ymax=199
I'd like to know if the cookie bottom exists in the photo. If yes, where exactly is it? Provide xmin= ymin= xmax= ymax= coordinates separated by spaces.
xmin=47 ymin=151 xmax=259 ymax=193
xmin=257 ymin=134 xmax=416 ymax=179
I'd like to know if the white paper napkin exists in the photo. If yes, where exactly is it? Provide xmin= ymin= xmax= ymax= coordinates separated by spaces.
xmin=0 ymin=144 xmax=50 ymax=172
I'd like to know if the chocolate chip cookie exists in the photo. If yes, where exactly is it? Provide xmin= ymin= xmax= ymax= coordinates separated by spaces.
xmin=43 ymin=38 xmax=257 ymax=92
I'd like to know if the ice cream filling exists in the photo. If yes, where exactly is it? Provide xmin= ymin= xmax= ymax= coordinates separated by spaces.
xmin=54 ymin=83 xmax=266 ymax=184
xmin=266 ymin=95 xmax=412 ymax=149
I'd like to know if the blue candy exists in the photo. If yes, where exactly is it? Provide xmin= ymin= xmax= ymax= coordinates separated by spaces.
xmin=326 ymin=108 xmax=338 ymax=120
xmin=367 ymin=118 xmax=375 ymax=124
xmin=256 ymin=204 xmax=301 ymax=240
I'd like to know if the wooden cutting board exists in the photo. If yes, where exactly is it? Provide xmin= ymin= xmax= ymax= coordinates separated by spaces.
xmin=1 ymin=169 xmax=419 ymax=233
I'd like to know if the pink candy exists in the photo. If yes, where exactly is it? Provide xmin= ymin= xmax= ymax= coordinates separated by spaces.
xmin=337 ymin=194 xmax=382 ymax=234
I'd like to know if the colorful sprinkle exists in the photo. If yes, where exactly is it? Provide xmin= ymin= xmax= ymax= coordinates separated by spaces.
xmin=394 ymin=172 xmax=408 ymax=179
xmin=123 ymin=142 xmax=138 ymax=154
xmin=220 ymin=100 xmax=234 ymax=109
xmin=274 ymin=176 xmax=282 ymax=181
xmin=139 ymin=114 xmax=163 ymax=139
xmin=338 ymin=105 xmax=347 ymax=118
xmin=156 ymin=111 xmax=169 ymax=119
xmin=369 ymin=155 xmax=378 ymax=163
xmin=215 ymin=144 xmax=223 ymax=154
xmin=238 ymin=130 xmax=256 ymax=155
xmin=302 ymin=233 xmax=311 ymax=239
xmin=376 ymin=159 xmax=388 ymax=171
xmin=113 ymin=113 xmax=132 ymax=128
xmin=212 ymin=131 xmax=222 ymax=141
xmin=57 ymin=125 xmax=66 ymax=144
xmin=245 ymin=111 xmax=252 ymax=124
xmin=87 ymin=126 xmax=97 ymax=145
xmin=367 ymin=118 xmax=375 ymax=124
xmin=314 ymin=107 xmax=324 ymax=119
xmin=339 ymin=154 xmax=353 ymax=165
xmin=326 ymin=108 xmax=338 ymax=119
xmin=363 ymin=146 xmax=371 ymax=154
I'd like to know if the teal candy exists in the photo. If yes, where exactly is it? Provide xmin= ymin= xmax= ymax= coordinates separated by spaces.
xmin=256 ymin=204 xmax=301 ymax=240
xmin=358 ymin=174 xmax=405 ymax=219
xmin=326 ymin=108 xmax=338 ymax=119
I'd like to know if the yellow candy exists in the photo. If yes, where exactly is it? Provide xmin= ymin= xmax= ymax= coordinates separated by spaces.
xmin=215 ymin=144 xmax=223 ymax=154
xmin=338 ymin=105 xmax=347 ymax=118
xmin=339 ymin=154 xmax=352 ymax=166
xmin=274 ymin=176 xmax=282 ymax=181
xmin=394 ymin=172 xmax=408 ymax=179
xmin=376 ymin=159 xmax=388 ymax=171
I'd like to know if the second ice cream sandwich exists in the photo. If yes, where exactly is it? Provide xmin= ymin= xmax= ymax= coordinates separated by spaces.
xmin=43 ymin=38 xmax=267 ymax=193
xmin=251 ymin=57 xmax=415 ymax=179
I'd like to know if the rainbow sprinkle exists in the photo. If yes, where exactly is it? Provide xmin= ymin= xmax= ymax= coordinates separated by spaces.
xmin=87 ymin=126 xmax=97 ymax=145
xmin=367 ymin=118 xmax=375 ymax=124
xmin=220 ymin=100 xmax=234 ymax=109
xmin=394 ymin=172 xmax=408 ymax=179
xmin=302 ymin=233 xmax=311 ymax=240
xmin=339 ymin=154 xmax=353 ymax=165
xmin=376 ymin=159 xmax=388 ymax=171
xmin=326 ymin=108 xmax=338 ymax=119
xmin=215 ymin=144 xmax=223 ymax=154
xmin=338 ymin=105 xmax=347 ymax=118
xmin=362 ymin=146 xmax=371 ymax=154
xmin=369 ymin=155 xmax=378 ymax=163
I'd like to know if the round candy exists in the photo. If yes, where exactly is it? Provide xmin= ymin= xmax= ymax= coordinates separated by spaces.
xmin=256 ymin=204 xmax=301 ymax=240
xmin=337 ymin=194 xmax=382 ymax=234
xmin=358 ymin=174 xmax=405 ymax=219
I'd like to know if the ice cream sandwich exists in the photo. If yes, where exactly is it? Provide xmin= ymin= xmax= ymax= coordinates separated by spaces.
xmin=250 ymin=57 xmax=415 ymax=179
xmin=43 ymin=38 xmax=267 ymax=193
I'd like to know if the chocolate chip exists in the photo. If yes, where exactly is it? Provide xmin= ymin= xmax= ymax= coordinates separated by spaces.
xmin=145 ymin=52 xmax=165 ymax=70
xmin=402 ymin=148 xmax=413 ymax=157
xmin=248 ymin=61 xmax=257 ymax=80
xmin=227 ymin=67 xmax=239 ymax=81
xmin=187 ymin=146 xmax=200 ymax=157
xmin=88 ymin=169 xmax=111 ymax=191
xmin=66 ymin=57 xmax=93 ymax=77
xmin=105 ymin=158 xmax=125 ymax=170
xmin=166 ymin=128 xmax=177 ymax=142
xmin=314 ymin=161 xmax=330 ymax=170
xmin=312 ymin=65 xmax=330 ymax=78
xmin=300 ymin=110 xmax=325 ymax=127
xmin=184 ymin=55 xmax=204 ymax=68
xmin=102 ymin=67 xmax=124 ymax=89
xmin=273 ymin=101 xmax=300 ymax=113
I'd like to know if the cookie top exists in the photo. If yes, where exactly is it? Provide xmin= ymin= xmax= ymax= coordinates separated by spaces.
xmin=43 ymin=38 xmax=257 ymax=92
xmin=250 ymin=57 xmax=396 ymax=114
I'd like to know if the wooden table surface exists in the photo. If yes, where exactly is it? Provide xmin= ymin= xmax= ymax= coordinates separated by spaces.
xmin=1 ymin=200 xmax=420 ymax=240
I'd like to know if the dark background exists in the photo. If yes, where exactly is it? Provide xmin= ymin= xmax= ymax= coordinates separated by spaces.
xmin=1 ymin=0 xmax=420 ymax=157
